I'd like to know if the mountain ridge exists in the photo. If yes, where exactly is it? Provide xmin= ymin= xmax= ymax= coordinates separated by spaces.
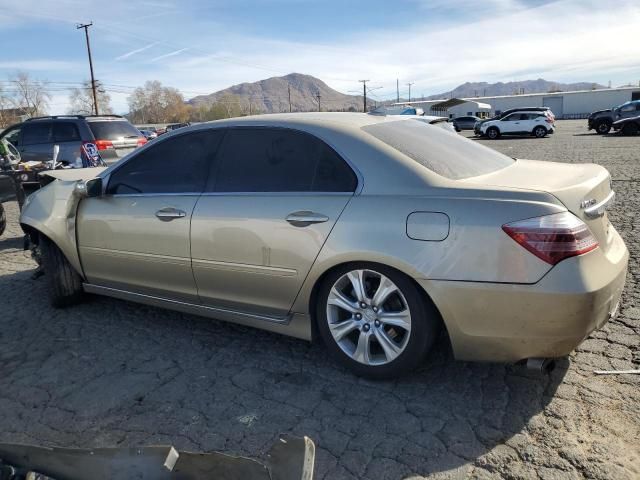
xmin=188 ymin=74 xmax=608 ymax=113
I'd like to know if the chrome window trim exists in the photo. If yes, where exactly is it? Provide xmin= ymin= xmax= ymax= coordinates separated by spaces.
xmin=99 ymin=124 xmax=365 ymax=196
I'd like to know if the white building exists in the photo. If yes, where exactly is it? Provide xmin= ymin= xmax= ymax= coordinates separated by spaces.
xmin=395 ymin=86 xmax=640 ymax=119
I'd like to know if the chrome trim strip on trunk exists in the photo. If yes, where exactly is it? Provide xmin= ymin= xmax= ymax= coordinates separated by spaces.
xmin=584 ymin=190 xmax=615 ymax=218
xmin=82 ymin=283 xmax=291 ymax=324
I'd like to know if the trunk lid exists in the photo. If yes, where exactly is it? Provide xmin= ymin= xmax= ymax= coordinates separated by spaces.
xmin=464 ymin=159 xmax=615 ymax=250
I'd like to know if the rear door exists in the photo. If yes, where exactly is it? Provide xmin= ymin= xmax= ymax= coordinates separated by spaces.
xmin=77 ymin=130 xmax=222 ymax=302
xmin=191 ymin=127 xmax=357 ymax=318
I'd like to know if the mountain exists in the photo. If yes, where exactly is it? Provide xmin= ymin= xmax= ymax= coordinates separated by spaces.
xmin=188 ymin=73 xmax=364 ymax=113
xmin=422 ymin=79 xmax=606 ymax=100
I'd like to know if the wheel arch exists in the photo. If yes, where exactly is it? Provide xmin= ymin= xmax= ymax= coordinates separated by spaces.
xmin=304 ymin=259 xmax=447 ymax=344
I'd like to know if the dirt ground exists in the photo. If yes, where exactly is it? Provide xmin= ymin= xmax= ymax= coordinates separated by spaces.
xmin=0 ymin=120 xmax=638 ymax=479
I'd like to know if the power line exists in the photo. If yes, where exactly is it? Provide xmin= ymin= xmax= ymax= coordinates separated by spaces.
xmin=76 ymin=22 xmax=99 ymax=115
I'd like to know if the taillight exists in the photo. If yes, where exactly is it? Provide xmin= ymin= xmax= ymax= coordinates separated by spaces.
xmin=502 ymin=212 xmax=598 ymax=265
xmin=545 ymin=117 xmax=553 ymax=124
xmin=95 ymin=139 xmax=114 ymax=150
xmin=137 ymin=137 xmax=147 ymax=147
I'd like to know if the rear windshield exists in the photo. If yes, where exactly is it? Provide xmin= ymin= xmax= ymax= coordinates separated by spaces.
xmin=88 ymin=120 xmax=141 ymax=140
xmin=362 ymin=120 xmax=514 ymax=180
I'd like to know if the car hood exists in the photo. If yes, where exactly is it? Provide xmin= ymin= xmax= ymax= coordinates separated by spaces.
xmin=589 ymin=109 xmax=612 ymax=118
xmin=40 ymin=167 xmax=107 ymax=182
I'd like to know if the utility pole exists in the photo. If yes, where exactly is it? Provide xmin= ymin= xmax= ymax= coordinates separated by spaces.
xmin=396 ymin=79 xmax=399 ymax=103
xmin=406 ymin=82 xmax=414 ymax=103
xmin=76 ymin=22 xmax=99 ymax=115
xmin=288 ymin=84 xmax=292 ymax=112
xmin=359 ymin=80 xmax=369 ymax=112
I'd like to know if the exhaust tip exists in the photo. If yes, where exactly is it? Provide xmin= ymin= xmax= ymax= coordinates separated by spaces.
xmin=526 ymin=357 xmax=556 ymax=374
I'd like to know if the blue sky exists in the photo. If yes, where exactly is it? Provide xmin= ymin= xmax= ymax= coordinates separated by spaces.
xmin=0 ymin=0 xmax=639 ymax=114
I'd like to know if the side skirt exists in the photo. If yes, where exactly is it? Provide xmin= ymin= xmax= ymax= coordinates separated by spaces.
xmin=83 ymin=283 xmax=312 ymax=340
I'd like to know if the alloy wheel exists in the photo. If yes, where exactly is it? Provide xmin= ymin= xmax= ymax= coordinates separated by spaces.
xmin=326 ymin=269 xmax=412 ymax=366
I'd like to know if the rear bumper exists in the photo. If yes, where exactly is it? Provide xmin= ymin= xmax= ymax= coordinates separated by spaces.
xmin=419 ymin=228 xmax=628 ymax=362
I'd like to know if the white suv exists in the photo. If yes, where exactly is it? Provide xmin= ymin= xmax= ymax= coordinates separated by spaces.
xmin=480 ymin=110 xmax=555 ymax=139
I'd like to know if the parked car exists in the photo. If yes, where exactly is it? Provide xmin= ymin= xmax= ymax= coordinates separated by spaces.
xmin=399 ymin=115 xmax=457 ymax=133
xmin=451 ymin=116 xmax=481 ymax=131
xmin=166 ymin=122 xmax=190 ymax=132
xmin=474 ymin=107 xmax=554 ymax=135
xmin=139 ymin=129 xmax=158 ymax=140
xmin=20 ymin=113 xmax=627 ymax=378
xmin=480 ymin=110 xmax=555 ymax=139
xmin=588 ymin=100 xmax=640 ymax=134
xmin=0 ymin=115 xmax=147 ymax=166
xmin=612 ymin=115 xmax=640 ymax=135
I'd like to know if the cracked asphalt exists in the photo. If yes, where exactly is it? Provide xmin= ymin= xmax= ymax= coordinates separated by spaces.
xmin=0 ymin=120 xmax=638 ymax=479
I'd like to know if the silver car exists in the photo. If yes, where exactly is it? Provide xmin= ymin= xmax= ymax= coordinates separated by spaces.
xmin=20 ymin=113 xmax=628 ymax=378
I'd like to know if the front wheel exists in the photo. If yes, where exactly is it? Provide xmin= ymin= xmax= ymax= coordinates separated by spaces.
xmin=596 ymin=121 xmax=611 ymax=134
xmin=0 ymin=203 xmax=5 ymax=237
xmin=486 ymin=127 xmax=500 ymax=139
xmin=40 ymin=235 xmax=84 ymax=307
xmin=316 ymin=264 xmax=440 ymax=379
xmin=533 ymin=126 xmax=547 ymax=138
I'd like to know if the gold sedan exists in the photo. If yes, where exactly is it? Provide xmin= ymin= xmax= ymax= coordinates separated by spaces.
xmin=20 ymin=113 xmax=628 ymax=378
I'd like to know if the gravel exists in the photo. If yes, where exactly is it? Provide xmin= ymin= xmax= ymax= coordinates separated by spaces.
xmin=0 ymin=120 xmax=638 ymax=479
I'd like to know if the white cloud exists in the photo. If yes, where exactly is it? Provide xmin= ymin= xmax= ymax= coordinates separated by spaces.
xmin=115 ymin=43 xmax=157 ymax=61
xmin=149 ymin=48 xmax=190 ymax=63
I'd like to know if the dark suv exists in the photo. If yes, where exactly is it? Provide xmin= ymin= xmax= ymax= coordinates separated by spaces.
xmin=0 ymin=115 xmax=146 ymax=166
xmin=588 ymin=100 xmax=640 ymax=134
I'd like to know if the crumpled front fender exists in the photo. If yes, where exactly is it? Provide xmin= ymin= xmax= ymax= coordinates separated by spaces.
xmin=20 ymin=178 xmax=87 ymax=277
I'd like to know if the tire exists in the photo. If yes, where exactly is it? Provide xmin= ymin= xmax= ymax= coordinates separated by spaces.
xmin=0 ymin=203 xmax=6 ymax=237
xmin=40 ymin=235 xmax=84 ymax=308
xmin=486 ymin=127 xmax=500 ymax=139
xmin=596 ymin=121 xmax=611 ymax=134
xmin=533 ymin=125 xmax=547 ymax=138
xmin=316 ymin=263 xmax=440 ymax=379
xmin=622 ymin=122 xmax=639 ymax=136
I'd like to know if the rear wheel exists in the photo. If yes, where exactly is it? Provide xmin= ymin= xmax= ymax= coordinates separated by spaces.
xmin=316 ymin=263 xmax=440 ymax=379
xmin=596 ymin=121 xmax=611 ymax=134
xmin=622 ymin=122 xmax=639 ymax=136
xmin=533 ymin=125 xmax=547 ymax=138
xmin=0 ymin=203 xmax=5 ymax=237
xmin=40 ymin=235 xmax=84 ymax=307
xmin=486 ymin=127 xmax=500 ymax=139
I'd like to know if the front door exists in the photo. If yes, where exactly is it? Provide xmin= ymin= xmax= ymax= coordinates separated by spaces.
xmin=191 ymin=127 xmax=358 ymax=318
xmin=499 ymin=113 xmax=522 ymax=133
xmin=77 ymin=130 xmax=222 ymax=302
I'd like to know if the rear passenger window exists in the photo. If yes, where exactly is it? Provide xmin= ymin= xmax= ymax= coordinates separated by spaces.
xmin=107 ymin=130 xmax=223 ymax=195
xmin=212 ymin=128 xmax=357 ymax=193
xmin=21 ymin=123 xmax=52 ymax=145
xmin=52 ymin=123 xmax=80 ymax=142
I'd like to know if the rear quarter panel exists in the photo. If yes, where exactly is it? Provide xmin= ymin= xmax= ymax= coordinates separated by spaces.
xmin=291 ymin=191 xmax=565 ymax=313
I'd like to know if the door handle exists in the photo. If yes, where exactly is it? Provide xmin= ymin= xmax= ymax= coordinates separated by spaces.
xmin=286 ymin=211 xmax=329 ymax=227
xmin=155 ymin=207 xmax=186 ymax=221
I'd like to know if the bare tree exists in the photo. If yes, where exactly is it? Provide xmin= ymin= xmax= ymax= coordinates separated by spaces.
xmin=68 ymin=81 xmax=113 ymax=115
xmin=127 ymin=80 xmax=191 ymax=123
xmin=9 ymin=71 xmax=50 ymax=117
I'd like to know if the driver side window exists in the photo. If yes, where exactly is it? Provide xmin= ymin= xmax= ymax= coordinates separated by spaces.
xmin=106 ymin=130 xmax=223 ymax=195
xmin=3 ymin=127 xmax=21 ymax=146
